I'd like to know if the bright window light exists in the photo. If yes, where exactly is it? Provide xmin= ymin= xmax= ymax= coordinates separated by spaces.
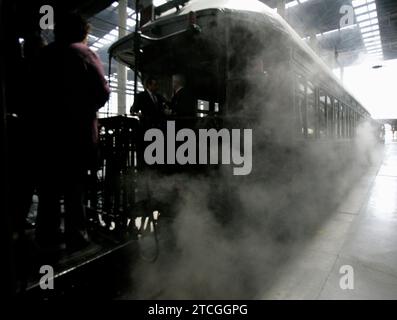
xmin=104 ymin=34 xmax=116 ymax=41
xmin=110 ymin=28 xmax=118 ymax=36
xmin=371 ymin=18 xmax=379 ymax=25
xmin=352 ymin=0 xmax=366 ymax=8
xmin=153 ymin=0 xmax=167 ymax=6
xmin=357 ymin=13 xmax=370 ymax=22
xmin=286 ymin=1 xmax=298 ymax=8
xmin=364 ymin=39 xmax=381 ymax=45
xmin=355 ymin=6 xmax=368 ymax=15
xmin=369 ymin=11 xmax=377 ymax=18
xmin=368 ymin=3 xmax=376 ymax=11
xmin=127 ymin=18 xmax=136 ymax=27
xmin=359 ymin=20 xmax=372 ymax=28
xmin=92 ymin=42 xmax=104 ymax=48
xmin=97 ymin=38 xmax=111 ymax=45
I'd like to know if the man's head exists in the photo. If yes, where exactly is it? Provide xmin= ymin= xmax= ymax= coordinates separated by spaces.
xmin=145 ymin=77 xmax=159 ymax=93
xmin=54 ymin=12 xmax=90 ymax=44
xmin=172 ymin=74 xmax=186 ymax=92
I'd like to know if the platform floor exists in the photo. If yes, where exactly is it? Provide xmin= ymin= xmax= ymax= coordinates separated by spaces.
xmin=260 ymin=141 xmax=397 ymax=300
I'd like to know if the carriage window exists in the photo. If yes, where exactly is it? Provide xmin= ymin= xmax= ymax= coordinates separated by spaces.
xmin=341 ymin=104 xmax=347 ymax=138
xmin=334 ymin=100 xmax=340 ymax=138
xmin=347 ymin=107 xmax=353 ymax=138
xmin=295 ymin=75 xmax=306 ymax=137
xmin=319 ymin=90 xmax=327 ymax=138
xmin=327 ymin=96 xmax=334 ymax=137
xmin=307 ymin=83 xmax=316 ymax=138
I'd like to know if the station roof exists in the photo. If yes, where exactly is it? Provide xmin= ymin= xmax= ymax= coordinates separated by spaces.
xmin=261 ymin=0 xmax=397 ymax=65
xmin=18 ymin=1 xmax=397 ymax=73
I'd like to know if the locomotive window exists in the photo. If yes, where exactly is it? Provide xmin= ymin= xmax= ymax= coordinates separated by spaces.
xmin=307 ymin=83 xmax=316 ymax=138
xmin=319 ymin=90 xmax=327 ymax=138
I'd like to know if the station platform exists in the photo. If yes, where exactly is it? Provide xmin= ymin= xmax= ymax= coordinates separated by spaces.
xmin=261 ymin=141 xmax=397 ymax=299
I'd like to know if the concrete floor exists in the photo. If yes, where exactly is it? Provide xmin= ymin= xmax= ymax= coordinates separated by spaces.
xmin=261 ymin=141 xmax=397 ymax=300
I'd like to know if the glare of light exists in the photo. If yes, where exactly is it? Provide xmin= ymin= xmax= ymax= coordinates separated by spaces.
xmin=355 ymin=6 xmax=369 ymax=15
xmin=111 ymin=2 xmax=118 ymax=8
xmin=110 ymin=28 xmax=118 ymax=36
xmin=286 ymin=0 xmax=298 ymax=8
xmin=369 ymin=11 xmax=377 ymax=18
xmin=104 ymin=34 xmax=116 ymax=41
xmin=357 ymin=13 xmax=370 ymax=22
xmin=127 ymin=18 xmax=136 ymax=27
xmin=97 ymin=38 xmax=111 ymax=45
xmin=153 ymin=0 xmax=167 ymax=6
xmin=127 ymin=7 xmax=134 ymax=15
xmin=368 ymin=48 xmax=382 ymax=54
xmin=92 ymin=42 xmax=104 ymax=48
xmin=352 ymin=0 xmax=367 ymax=7
xmin=367 ymin=44 xmax=382 ymax=50
xmin=359 ymin=20 xmax=372 ymax=28
xmin=363 ymin=35 xmax=381 ymax=43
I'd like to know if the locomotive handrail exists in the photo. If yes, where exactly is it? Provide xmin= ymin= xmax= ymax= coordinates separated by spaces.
xmin=108 ymin=24 xmax=202 ymax=64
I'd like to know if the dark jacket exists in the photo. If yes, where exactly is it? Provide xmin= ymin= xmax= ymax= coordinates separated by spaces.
xmin=130 ymin=90 xmax=166 ymax=127
xmin=171 ymin=87 xmax=196 ymax=118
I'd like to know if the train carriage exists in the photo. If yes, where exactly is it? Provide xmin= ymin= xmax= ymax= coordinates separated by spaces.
xmin=109 ymin=0 xmax=371 ymax=145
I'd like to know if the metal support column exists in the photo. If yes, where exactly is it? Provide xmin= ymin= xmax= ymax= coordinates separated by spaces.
xmin=118 ymin=0 xmax=128 ymax=115
xmin=277 ymin=0 xmax=286 ymax=18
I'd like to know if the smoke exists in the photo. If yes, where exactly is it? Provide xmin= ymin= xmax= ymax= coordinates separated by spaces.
xmin=121 ymin=5 xmax=383 ymax=300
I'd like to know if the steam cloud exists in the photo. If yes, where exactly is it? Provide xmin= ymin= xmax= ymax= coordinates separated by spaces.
xmin=122 ymin=8 xmax=382 ymax=300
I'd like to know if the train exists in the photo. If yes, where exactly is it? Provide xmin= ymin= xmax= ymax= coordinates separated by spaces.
xmin=2 ymin=0 xmax=378 ymax=297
